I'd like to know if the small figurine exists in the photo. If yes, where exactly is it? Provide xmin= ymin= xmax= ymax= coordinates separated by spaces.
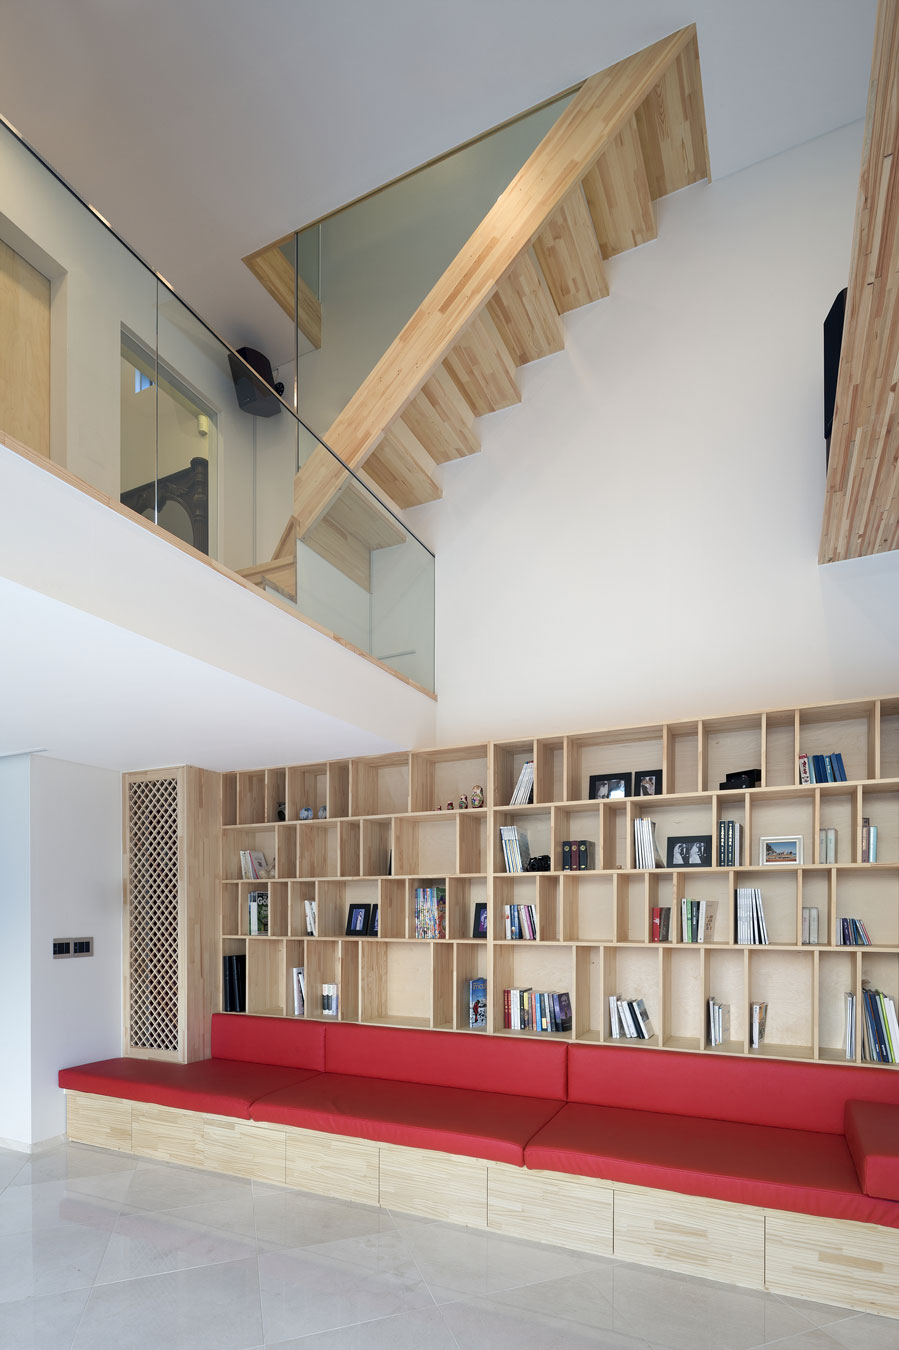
xmin=470 ymin=784 xmax=484 ymax=809
xmin=299 ymin=806 xmax=314 ymax=821
xmin=437 ymin=803 xmax=443 ymax=810
xmin=317 ymin=805 xmax=327 ymax=820
xmin=276 ymin=801 xmax=286 ymax=822
xmin=447 ymin=801 xmax=454 ymax=812
xmin=459 ymin=794 xmax=469 ymax=810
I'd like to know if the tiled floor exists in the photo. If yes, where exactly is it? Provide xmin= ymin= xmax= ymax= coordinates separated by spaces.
xmin=0 ymin=1142 xmax=896 ymax=1349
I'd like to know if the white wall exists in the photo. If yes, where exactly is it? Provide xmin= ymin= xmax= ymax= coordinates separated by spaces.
xmin=29 ymin=757 xmax=122 ymax=1144
xmin=408 ymin=122 xmax=899 ymax=742
xmin=0 ymin=756 xmax=32 ymax=1147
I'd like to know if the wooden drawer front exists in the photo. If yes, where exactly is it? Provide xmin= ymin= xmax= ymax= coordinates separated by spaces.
xmin=488 ymin=1164 xmax=613 ymax=1254
xmin=379 ymin=1145 xmax=488 ymax=1227
xmin=285 ymin=1128 xmax=379 ymax=1205
xmin=765 ymin=1211 xmax=899 ymax=1318
xmin=203 ymin=1118 xmax=286 ymax=1184
xmin=614 ymin=1186 xmax=765 ymax=1288
xmin=66 ymin=1092 xmax=132 ymax=1152
xmin=131 ymin=1102 xmax=205 ymax=1168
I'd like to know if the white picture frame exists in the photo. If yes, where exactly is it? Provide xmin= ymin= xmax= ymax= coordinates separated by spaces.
xmin=759 ymin=835 xmax=803 ymax=865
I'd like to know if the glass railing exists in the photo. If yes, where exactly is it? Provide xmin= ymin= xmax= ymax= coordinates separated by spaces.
xmin=0 ymin=116 xmax=435 ymax=691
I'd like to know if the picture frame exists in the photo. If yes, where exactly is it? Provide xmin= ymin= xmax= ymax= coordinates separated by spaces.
xmin=635 ymin=769 xmax=663 ymax=797
xmin=760 ymin=836 xmax=803 ymax=866
xmin=345 ymin=902 xmax=373 ymax=935
xmin=589 ymin=771 xmax=632 ymax=800
xmin=371 ymin=904 xmax=379 ymax=936
xmin=472 ymin=901 xmax=488 ymax=939
xmin=666 ymin=834 xmax=713 ymax=867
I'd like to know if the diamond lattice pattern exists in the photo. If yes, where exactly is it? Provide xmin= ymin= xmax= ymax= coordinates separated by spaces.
xmin=128 ymin=777 xmax=179 ymax=1052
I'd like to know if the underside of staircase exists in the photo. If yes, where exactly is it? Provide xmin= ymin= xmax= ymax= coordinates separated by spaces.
xmin=245 ymin=24 xmax=709 ymax=599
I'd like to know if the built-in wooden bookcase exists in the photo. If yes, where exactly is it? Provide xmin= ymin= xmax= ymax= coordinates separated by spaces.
xmin=215 ymin=698 xmax=899 ymax=1067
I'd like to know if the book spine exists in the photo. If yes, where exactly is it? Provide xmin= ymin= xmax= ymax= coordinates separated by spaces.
xmin=717 ymin=819 xmax=726 ymax=867
xmin=652 ymin=907 xmax=661 ymax=943
xmin=561 ymin=840 xmax=571 ymax=871
xmin=578 ymin=840 xmax=589 ymax=871
xmin=798 ymin=753 xmax=810 ymax=785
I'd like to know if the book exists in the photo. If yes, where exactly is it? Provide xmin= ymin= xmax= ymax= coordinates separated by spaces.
xmin=801 ymin=905 xmax=821 ymax=944
xmin=578 ymin=840 xmax=590 ymax=871
xmin=322 ymin=982 xmax=338 ymax=1017
xmin=609 ymin=994 xmax=621 ymax=1038
xmin=500 ymin=825 xmax=530 ymax=873
xmin=862 ymin=816 xmax=870 ymax=862
xmin=248 ymin=890 xmax=269 ymax=936
xmin=414 ymin=886 xmax=447 ymax=939
xmin=870 ymin=825 xmax=878 ymax=862
xmin=469 ymin=977 xmax=487 ymax=1027
xmin=633 ymin=997 xmax=655 ymax=1039
xmin=562 ymin=840 xmax=572 ymax=871
xmin=708 ymin=997 xmax=730 ymax=1046
xmin=659 ymin=906 xmax=671 ymax=941
xmin=570 ymin=837 xmax=580 ymax=871
xmin=798 ymin=753 xmax=810 ymax=785
xmin=844 ymin=991 xmax=855 ymax=1059
xmin=634 ymin=817 xmax=663 ymax=868
xmin=833 ymin=752 xmax=847 ymax=781
xmin=750 ymin=1000 xmax=768 ymax=1049
xmin=223 ymin=953 xmax=246 ymax=1013
xmin=292 ymin=966 xmax=305 ymax=1017
xmin=304 ymin=898 xmax=317 ymax=937
xmin=510 ymin=761 xmax=534 ymax=805
xmin=735 ymin=887 xmax=768 ymax=945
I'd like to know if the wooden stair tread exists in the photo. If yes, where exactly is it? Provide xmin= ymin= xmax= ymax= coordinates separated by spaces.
xmin=241 ymin=244 xmax=322 ymax=350
xmin=443 ymin=311 xmax=522 ymax=417
xmin=583 ymin=116 xmax=656 ymax=257
xmin=365 ymin=420 xmax=443 ymax=508
xmin=533 ymin=184 xmax=609 ymax=313
xmin=487 ymin=250 xmax=565 ymax=365
xmin=401 ymin=366 xmax=480 ymax=464
xmin=635 ymin=34 xmax=710 ymax=201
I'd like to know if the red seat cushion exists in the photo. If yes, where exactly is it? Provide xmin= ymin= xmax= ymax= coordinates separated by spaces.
xmin=212 ymin=1013 xmax=325 ymax=1069
xmin=845 ymin=1099 xmax=899 ymax=1202
xmin=251 ymin=1072 xmax=564 ymax=1164
xmin=525 ymin=1102 xmax=899 ymax=1228
xmin=58 ymin=1057 xmax=319 ymax=1119
xmin=567 ymin=1044 xmax=899 ymax=1132
xmin=324 ymin=1023 xmax=567 ymax=1099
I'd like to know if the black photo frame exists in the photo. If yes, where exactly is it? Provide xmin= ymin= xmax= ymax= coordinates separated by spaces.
xmin=472 ymin=901 xmax=488 ymax=939
xmin=666 ymin=835 xmax=713 ymax=868
xmin=345 ymin=903 xmax=373 ymax=935
xmin=371 ymin=903 xmax=379 ymax=936
xmin=589 ymin=772 xmax=632 ymax=800
xmin=635 ymin=770 xmax=663 ymax=797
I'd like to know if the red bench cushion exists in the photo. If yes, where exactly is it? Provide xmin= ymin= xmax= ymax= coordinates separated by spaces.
xmin=251 ymin=1072 xmax=564 ymax=1164
xmin=58 ymin=1057 xmax=319 ymax=1119
xmin=845 ymin=1100 xmax=899 ymax=1202
xmin=324 ymin=1023 xmax=567 ymax=1099
xmin=525 ymin=1101 xmax=899 ymax=1228
xmin=211 ymin=1013 xmax=325 ymax=1069
xmin=567 ymin=1044 xmax=899 ymax=1133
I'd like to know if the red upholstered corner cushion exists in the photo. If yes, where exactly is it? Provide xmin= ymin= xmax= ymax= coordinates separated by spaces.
xmin=251 ymin=1073 xmax=564 ymax=1165
xmin=525 ymin=1101 xmax=899 ymax=1229
xmin=324 ymin=1023 xmax=566 ymax=1099
xmin=845 ymin=1099 xmax=899 ymax=1201
xmin=211 ymin=1013 xmax=326 ymax=1070
xmin=58 ymin=1057 xmax=320 ymax=1119
xmin=566 ymin=1044 xmax=899 ymax=1133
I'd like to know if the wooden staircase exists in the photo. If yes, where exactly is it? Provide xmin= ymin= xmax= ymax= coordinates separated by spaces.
xmin=248 ymin=25 xmax=709 ymax=598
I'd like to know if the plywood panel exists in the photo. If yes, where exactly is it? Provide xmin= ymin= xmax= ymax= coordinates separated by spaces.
xmin=487 ymin=1164 xmax=613 ymax=1254
xmin=766 ymin=1210 xmax=899 ymax=1318
xmin=131 ymin=1101 xmax=205 ymax=1167
xmin=379 ymin=1145 xmax=487 ymax=1226
xmin=285 ymin=1127 xmax=380 ymax=1204
xmin=487 ymin=250 xmax=564 ymax=365
xmin=532 ymin=185 xmax=609 ymax=314
xmin=65 ymin=1092 xmax=132 ymax=1152
xmin=443 ymin=311 xmax=521 ymax=417
xmin=203 ymin=1117 xmax=286 ymax=1184
xmin=614 ymin=1185 xmax=765 ymax=1288
xmin=583 ymin=117 xmax=657 ymax=257
xmin=401 ymin=366 xmax=480 ymax=463
xmin=634 ymin=35 xmax=710 ymax=199
xmin=365 ymin=419 xmax=442 ymax=507
xmin=0 ymin=237 xmax=50 ymax=458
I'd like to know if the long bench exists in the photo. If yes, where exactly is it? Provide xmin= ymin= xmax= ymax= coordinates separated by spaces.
xmin=60 ymin=1016 xmax=899 ymax=1319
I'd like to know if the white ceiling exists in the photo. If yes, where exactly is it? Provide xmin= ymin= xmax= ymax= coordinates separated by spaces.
xmin=0 ymin=0 xmax=876 ymax=366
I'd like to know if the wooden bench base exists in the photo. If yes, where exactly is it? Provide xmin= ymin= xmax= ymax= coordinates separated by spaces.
xmin=64 ymin=1091 xmax=899 ymax=1320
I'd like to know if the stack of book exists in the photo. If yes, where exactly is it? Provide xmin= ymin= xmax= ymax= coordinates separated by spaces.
xmin=222 ymin=953 xmax=247 ymax=1012
xmin=510 ymin=761 xmax=534 ymax=805
xmin=680 ymin=898 xmax=717 ymax=943
xmin=504 ymin=904 xmax=537 ymax=939
xmin=818 ymin=827 xmax=837 ymax=863
xmin=248 ymin=890 xmax=269 ymax=936
xmin=239 ymin=849 xmax=270 ymax=880
xmin=499 ymin=825 xmax=530 ymax=872
xmin=292 ymin=966 xmax=305 ymax=1017
xmin=468 ymin=977 xmax=487 ymax=1027
xmin=750 ymin=1000 xmax=768 ymax=1049
xmin=801 ymin=906 xmax=820 ymax=944
xmin=861 ymin=987 xmax=899 ymax=1063
xmin=716 ymin=820 xmax=743 ymax=866
xmin=609 ymin=995 xmax=654 ymax=1040
xmin=414 ymin=886 xmax=446 ymax=939
xmin=862 ymin=817 xmax=879 ymax=862
xmin=839 ymin=916 xmax=872 ymax=945
xmin=304 ymin=899 xmax=317 ymax=936
xmin=651 ymin=906 xmax=672 ymax=942
xmin=708 ymin=997 xmax=730 ymax=1046
xmin=561 ymin=840 xmax=592 ymax=870
xmin=321 ymin=983 xmax=339 ymax=1017
xmin=503 ymin=988 xmax=571 ymax=1032
xmin=844 ymin=991 xmax=856 ymax=1058
xmin=735 ymin=887 xmax=768 ymax=944
xmin=633 ymin=818 xmax=662 ymax=868
xmin=799 ymin=752 xmax=847 ymax=783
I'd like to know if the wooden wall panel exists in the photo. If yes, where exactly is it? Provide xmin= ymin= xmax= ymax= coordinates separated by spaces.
xmin=766 ymin=1210 xmax=899 ymax=1318
xmin=487 ymin=1163 xmax=613 ymax=1253
xmin=614 ymin=1185 xmax=765 ymax=1288
xmin=65 ymin=1091 xmax=132 ymax=1152
xmin=379 ymin=1145 xmax=488 ymax=1225
xmin=0 ymin=237 xmax=50 ymax=458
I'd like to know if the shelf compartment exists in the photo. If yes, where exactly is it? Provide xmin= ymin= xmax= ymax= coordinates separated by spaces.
xmin=455 ymin=941 xmax=489 ymax=1031
xmin=566 ymin=726 xmax=665 ymax=804
xmin=361 ymin=818 xmax=393 ymax=877
xmin=306 ymin=939 xmax=358 ymax=1021
xmin=748 ymin=793 xmax=814 ymax=868
xmin=834 ymin=867 xmax=899 ymax=947
xmin=710 ymin=795 xmax=747 ymax=866
xmin=222 ymin=826 xmax=277 ymax=882
xmin=662 ymin=947 xmax=703 ymax=1049
xmin=265 ymin=768 xmax=287 ymax=824
xmin=880 ymin=698 xmax=899 ymax=778
xmin=665 ymin=720 xmax=700 ymax=795
xmin=333 ymin=879 xmax=381 ymax=939
xmin=798 ymin=869 xmax=832 ymax=947
xmin=618 ymin=873 xmax=653 ymax=944
xmin=764 ymin=710 xmax=797 ymax=788
xmin=493 ymin=943 xmax=575 ymax=1036
xmin=288 ymin=880 xmax=317 ymax=937
xmin=734 ymin=868 xmax=799 ymax=945
xmin=672 ymin=871 xmax=731 ymax=944
xmin=554 ymin=805 xmax=601 ymax=871
xmin=448 ymin=876 xmax=488 ymax=942
xmin=458 ymin=811 xmax=487 ymax=874
xmin=351 ymin=753 xmax=410 ymax=817
xmin=860 ymin=784 xmax=899 ymax=864
xmin=492 ymin=740 xmax=536 ymax=809
xmin=407 ymin=877 xmax=450 ymax=940
xmin=222 ymin=937 xmax=246 ymax=1013
xmin=561 ymin=872 xmax=615 ymax=943
xmin=246 ymin=936 xmax=285 ymax=1017
xmin=237 ymin=770 xmax=266 ymax=825
xmin=284 ymin=938 xmax=306 ymax=1018
xmin=360 ymin=940 xmax=432 ymax=1027
xmin=395 ymin=815 xmax=458 ymax=876
xmin=339 ymin=820 xmax=361 ymax=877
xmin=287 ymin=763 xmax=328 ymax=821
xmin=702 ymin=715 xmax=762 ymax=793
xmin=327 ymin=761 xmax=350 ymax=820
xmin=231 ymin=880 xmax=287 ymax=937
xmin=748 ymin=949 xmax=813 ymax=1059
xmin=798 ymin=701 xmax=877 ymax=784
xmin=860 ymin=951 xmax=899 ymax=1052
xmin=598 ymin=946 xmax=661 ymax=1045
xmin=297 ymin=821 xmax=339 ymax=879
xmin=494 ymin=807 xmax=550 ymax=873
xmin=221 ymin=882 xmax=240 ymax=937
xmin=703 ymin=947 xmax=747 ymax=1052
xmin=817 ymin=949 xmax=858 ymax=1061
xmin=535 ymin=737 xmax=564 ymax=805
xmin=378 ymin=878 xmax=407 ymax=940
xmin=410 ymin=744 xmax=488 ymax=813
xmin=634 ymin=799 xmax=714 ymax=870
xmin=817 ymin=788 xmax=857 ymax=864
xmin=494 ymin=874 xmax=558 ymax=942
xmin=222 ymin=772 xmax=237 ymax=827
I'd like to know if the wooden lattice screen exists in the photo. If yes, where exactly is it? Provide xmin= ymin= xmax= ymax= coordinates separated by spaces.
xmin=127 ymin=775 xmax=180 ymax=1053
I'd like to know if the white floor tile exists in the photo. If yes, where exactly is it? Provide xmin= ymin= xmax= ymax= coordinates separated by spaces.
xmin=0 ymin=1286 xmax=90 ymax=1350
xmin=266 ymin=1304 xmax=459 ymax=1348
xmin=94 ymin=1206 xmax=261 ymax=1284
xmin=0 ymin=1224 xmax=111 ymax=1303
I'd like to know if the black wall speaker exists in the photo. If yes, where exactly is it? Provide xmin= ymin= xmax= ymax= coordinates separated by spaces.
xmin=824 ymin=288 xmax=847 ymax=469
xmin=228 ymin=346 xmax=284 ymax=418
